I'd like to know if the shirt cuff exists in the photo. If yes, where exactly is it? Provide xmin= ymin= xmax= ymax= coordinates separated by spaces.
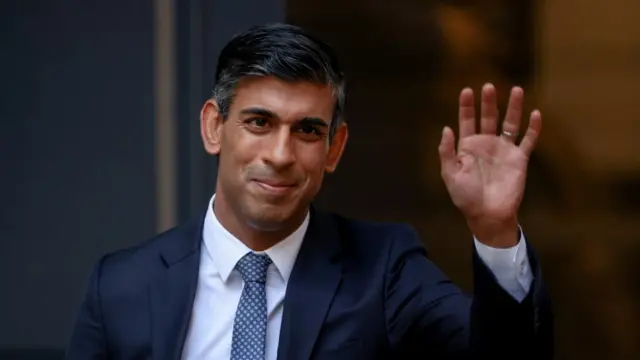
xmin=473 ymin=227 xmax=533 ymax=302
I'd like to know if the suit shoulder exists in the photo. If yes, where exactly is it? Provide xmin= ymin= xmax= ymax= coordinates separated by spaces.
xmin=327 ymin=212 xmax=422 ymax=249
xmin=321 ymin=213 xmax=428 ymax=276
xmin=100 ymin=225 xmax=178 ymax=266
xmin=97 ymin=216 xmax=202 ymax=286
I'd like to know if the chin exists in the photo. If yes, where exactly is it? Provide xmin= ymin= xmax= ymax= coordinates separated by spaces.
xmin=245 ymin=209 xmax=293 ymax=231
xmin=242 ymin=199 xmax=304 ymax=232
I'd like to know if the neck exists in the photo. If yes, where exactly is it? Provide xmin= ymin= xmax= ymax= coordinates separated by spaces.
xmin=212 ymin=192 xmax=308 ymax=252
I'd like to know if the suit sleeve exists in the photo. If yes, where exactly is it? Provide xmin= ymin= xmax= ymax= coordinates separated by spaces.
xmin=66 ymin=256 xmax=108 ymax=360
xmin=384 ymin=225 xmax=553 ymax=359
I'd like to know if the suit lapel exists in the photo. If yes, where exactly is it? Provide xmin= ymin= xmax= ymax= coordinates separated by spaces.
xmin=277 ymin=208 xmax=343 ymax=360
xmin=150 ymin=215 xmax=204 ymax=360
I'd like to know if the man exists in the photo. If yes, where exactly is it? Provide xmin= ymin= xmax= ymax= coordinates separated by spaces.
xmin=67 ymin=23 xmax=552 ymax=359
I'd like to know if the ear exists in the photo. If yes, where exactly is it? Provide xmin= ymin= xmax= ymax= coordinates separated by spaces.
xmin=200 ymin=99 xmax=223 ymax=155
xmin=325 ymin=122 xmax=348 ymax=173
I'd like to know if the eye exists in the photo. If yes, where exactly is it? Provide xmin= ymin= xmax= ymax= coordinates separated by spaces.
xmin=299 ymin=124 xmax=320 ymax=135
xmin=248 ymin=117 xmax=268 ymax=127
xmin=243 ymin=117 xmax=271 ymax=133
xmin=294 ymin=123 xmax=327 ymax=141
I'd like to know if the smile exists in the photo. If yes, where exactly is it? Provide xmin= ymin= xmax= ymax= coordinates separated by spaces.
xmin=252 ymin=180 xmax=296 ymax=196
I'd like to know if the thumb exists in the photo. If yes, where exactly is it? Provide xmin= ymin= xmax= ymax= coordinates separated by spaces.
xmin=438 ymin=126 xmax=457 ymax=180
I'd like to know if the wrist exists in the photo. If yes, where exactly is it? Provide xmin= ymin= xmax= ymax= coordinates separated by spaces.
xmin=467 ymin=217 xmax=520 ymax=248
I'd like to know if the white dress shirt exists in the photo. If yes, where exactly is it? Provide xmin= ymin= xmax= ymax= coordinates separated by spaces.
xmin=181 ymin=194 xmax=533 ymax=360
xmin=181 ymin=195 xmax=308 ymax=360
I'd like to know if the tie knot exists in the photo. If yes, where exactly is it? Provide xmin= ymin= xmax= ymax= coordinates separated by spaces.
xmin=235 ymin=253 xmax=272 ymax=283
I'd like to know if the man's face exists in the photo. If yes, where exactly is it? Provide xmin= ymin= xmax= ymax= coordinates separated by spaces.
xmin=201 ymin=76 xmax=348 ymax=231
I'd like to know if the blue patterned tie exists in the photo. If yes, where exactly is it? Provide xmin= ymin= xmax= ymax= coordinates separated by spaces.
xmin=231 ymin=252 xmax=272 ymax=360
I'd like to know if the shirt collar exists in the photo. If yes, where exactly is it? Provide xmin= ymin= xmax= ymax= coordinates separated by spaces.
xmin=202 ymin=194 xmax=309 ymax=284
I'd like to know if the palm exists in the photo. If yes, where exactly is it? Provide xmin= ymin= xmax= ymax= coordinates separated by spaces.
xmin=448 ymin=135 xmax=527 ymax=221
xmin=438 ymin=84 xmax=541 ymax=224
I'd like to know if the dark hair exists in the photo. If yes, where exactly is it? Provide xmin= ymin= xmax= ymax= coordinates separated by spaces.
xmin=213 ymin=23 xmax=346 ymax=139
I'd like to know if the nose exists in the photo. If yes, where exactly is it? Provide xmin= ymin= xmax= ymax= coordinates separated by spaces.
xmin=262 ymin=127 xmax=296 ymax=169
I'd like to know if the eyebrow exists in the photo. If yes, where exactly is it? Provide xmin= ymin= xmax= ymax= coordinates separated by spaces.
xmin=239 ymin=107 xmax=276 ymax=118
xmin=239 ymin=107 xmax=329 ymax=127
xmin=298 ymin=117 xmax=328 ymax=128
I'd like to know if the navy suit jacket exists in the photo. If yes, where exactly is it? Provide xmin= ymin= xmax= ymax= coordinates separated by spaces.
xmin=66 ymin=208 xmax=553 ymax=360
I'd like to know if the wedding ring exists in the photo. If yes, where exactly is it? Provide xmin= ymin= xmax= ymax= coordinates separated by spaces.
xmin=501 ymin=130 xmax=519 ymax=139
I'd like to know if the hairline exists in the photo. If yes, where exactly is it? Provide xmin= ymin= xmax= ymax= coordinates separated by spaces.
xmin=213 ymin=74 xmax=345 ymax=127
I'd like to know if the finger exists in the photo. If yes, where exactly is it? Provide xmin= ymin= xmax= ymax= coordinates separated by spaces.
xmin=519 ymin=109 xmax=542 ymax=157
xmin=438 ymin=126 xmax=457 ymax=180
xmin=480 ymin=83 xmax=499 ymax=135
xmin=501 ymin=86 xmax=524 ymax=143
xmin=458 ymin=87 xmax=476 ymax=138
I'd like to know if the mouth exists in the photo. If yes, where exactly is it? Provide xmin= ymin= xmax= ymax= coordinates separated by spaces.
xmin=251 ymin=179 xmax=297 ymax=196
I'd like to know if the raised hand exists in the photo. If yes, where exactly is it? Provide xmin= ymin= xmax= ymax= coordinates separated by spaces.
xmin=438 ymin=83 xmax=542 ymax=247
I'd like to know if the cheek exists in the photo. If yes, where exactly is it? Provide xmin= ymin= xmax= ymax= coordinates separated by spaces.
xmin=223 ymin=128 xmax=259 ymax=163
xmin=296 ymin=144 xmax=328 ymax=179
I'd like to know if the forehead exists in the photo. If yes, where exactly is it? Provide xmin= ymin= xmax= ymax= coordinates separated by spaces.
xmin=230 ymin=77 xmax=335 ymax=122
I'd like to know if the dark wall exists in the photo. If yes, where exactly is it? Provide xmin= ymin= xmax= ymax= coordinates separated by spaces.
xmin=0 ymin=0 xmax=156 ymax=352
xmin=0 ymin=0 xmax=285 ymax=357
